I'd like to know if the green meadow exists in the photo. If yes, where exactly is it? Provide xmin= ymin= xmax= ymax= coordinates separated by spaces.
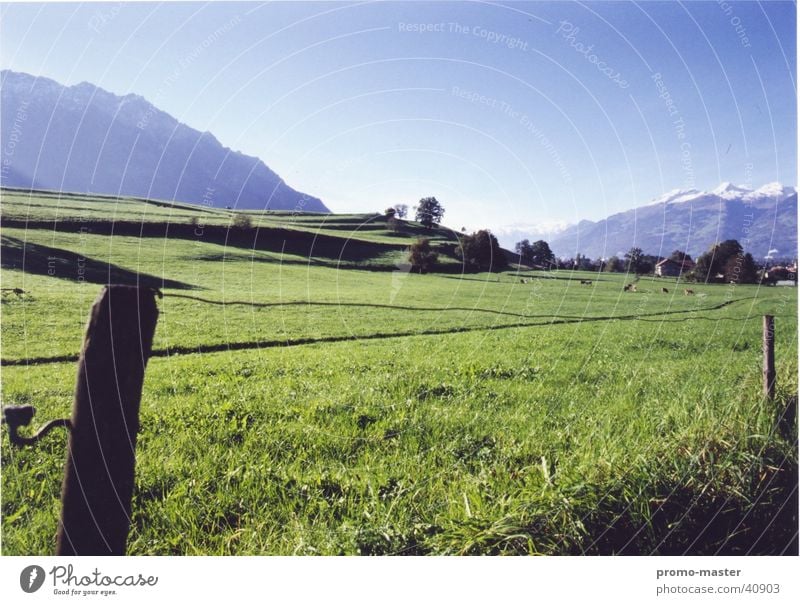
xmin=1 ymin=189 xmax=797 ymax=555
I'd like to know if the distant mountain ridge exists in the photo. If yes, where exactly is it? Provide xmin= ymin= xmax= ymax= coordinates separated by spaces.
xmin=0 ymin=70 xmax=328 ymax=212
xmin=547 ymin=182 xmax=797 ymax=260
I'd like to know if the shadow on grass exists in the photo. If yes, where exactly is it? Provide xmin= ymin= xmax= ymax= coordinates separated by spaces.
xmin=3 ymin=218 xmax=406 ymax=265
xmin=186 ymin=250 xmax=413 ymax=272
xmin=586 ymin=460 xmax=798 ymax=555
xmin=4 ymin=218 xmax=474 ymax=273
xmin=440 ymin=272 xmax=616 ymax=284
xmin=1 ymin=236 xmax=194 ymax=290
xmin=167 ymin=292 xmax=538 ymax=319
xmin=1 ymin=295 xmax=758 ymax=366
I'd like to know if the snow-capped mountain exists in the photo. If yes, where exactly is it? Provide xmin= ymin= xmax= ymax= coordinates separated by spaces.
xmin=547 ymin=183 xmax=797 ymax=259
xmin=649 ymin=182 xmax=796 ymax=205
xmin=0 ymin=70 xmax=329 ymax=212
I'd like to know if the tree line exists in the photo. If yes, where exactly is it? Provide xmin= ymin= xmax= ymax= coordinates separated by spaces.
xmin=525 ymin=240 xmax=775 ymax=284
xmin=384 ymin=197 xmax=784 ymax=283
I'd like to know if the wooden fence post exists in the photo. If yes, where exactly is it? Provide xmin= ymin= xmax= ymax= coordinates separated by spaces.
xmin=763 ymin=315 xmax=775 ymax=402
xmin=56 ymin=286 xmax=159 ymax=555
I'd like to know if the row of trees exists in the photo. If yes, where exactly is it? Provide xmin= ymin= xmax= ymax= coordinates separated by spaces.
xmin=514 ymin=239 xmax=555 ymax=268
xmin=514 ymin=241 xmax=765 ymax=284
xmin=409 ymin=229 xmax=507 ymax=273
xmin=510 ymin=242 xmax=683 ymax=275
xmin=395 ymin=198 xmax=769 ymax=283
xmin=613 ymin=242 xmax=761 ymax=283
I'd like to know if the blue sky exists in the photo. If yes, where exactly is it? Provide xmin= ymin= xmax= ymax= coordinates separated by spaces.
xmin=1 ymin=1 xmax=796 ymax=241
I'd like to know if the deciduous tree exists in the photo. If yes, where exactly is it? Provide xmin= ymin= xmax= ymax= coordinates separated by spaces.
xmin=693 ymin=239 xmax=744 ymax=282
xmin=624 ymin=247 xmax=644 ymax=274
xmin=459 ymin=230 xmax=507 ymax=272
xmin=415 ymin=197 xmax=445 ymax=229
xmin=408 ymin=237 xmax=438 ymax=273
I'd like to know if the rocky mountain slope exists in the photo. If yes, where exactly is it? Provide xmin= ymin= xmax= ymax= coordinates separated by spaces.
xmin=0 ymin=70 xmax=328 ymax=212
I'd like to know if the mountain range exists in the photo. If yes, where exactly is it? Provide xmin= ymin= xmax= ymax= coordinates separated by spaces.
xmin=546 ymin=182 xmax=797 ymax=260
xmin=0 ymin=70 xmax=328 ymax=212
xmin=1 ymin=71 xmax=795 ymax=260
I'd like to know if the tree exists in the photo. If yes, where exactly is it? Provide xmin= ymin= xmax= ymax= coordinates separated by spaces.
xmin=408 ymin=237 xmax=438 ymax=273
xmin=723 ymin=252 xmax=759 ymax=284
xmin=624 ymin=247 xmax=644 ymax=274
xmin=573 ymin=253 xmax=595 ymax=271
xmin=458 ymin=230 xmax=507 ymax=272
xmin=516 ymin=239 xmax=555 ymax=268
xmin=415 ymin=197 xmax=445 ymax=229
xmin=604 ymin=256 xmax=623 ymax=272
xmin=693 ymin=239 xmax=744 ymax=282
xmin=232 ymin=213 xmax=252 ymax=229
xmin=393 ymin=204 xmax=409 ymax=219
xmin=385 ymin=207 xmax=396 ymax=218
xmin=530 ymin=240 xmax=555 ymax=268
xmin=669 ymin=250 xmax=692 ymax=264
xmin=515 ymin=239 xmax=533 ymax=264
xmin=638 ymin=258 xmax=654 ymax=275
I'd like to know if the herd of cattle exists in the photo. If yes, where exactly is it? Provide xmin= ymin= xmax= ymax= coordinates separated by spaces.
xmin=623 ymin=284 xmax=695 ymax=295
xmin=516 ymin=279 xmax=697 ymax=296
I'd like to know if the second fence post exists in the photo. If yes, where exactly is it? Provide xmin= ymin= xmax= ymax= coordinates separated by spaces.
xmin=56 ymin=286 xmax=159 ymax=556
xmin=763 ymin=315 xmax=775 ymax=402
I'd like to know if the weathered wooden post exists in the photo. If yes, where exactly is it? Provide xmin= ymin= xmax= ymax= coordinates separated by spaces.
xmin=56 ymin=286 xmax=159 ymax=555
xmin=763 ymin=315 xmax=775 ymax=402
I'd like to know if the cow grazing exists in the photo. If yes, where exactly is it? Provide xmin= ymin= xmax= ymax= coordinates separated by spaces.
xmin=661 ymin=287 xmax=669 ymax=294
xmin=1 ymin=288 xmax=26 ymax=297
xmin=624 ymin=283 xmax=637 ymax=292
xmin=684 ymin=288 xmax=694 ymax=296
xmin=580 ymin=280 xmax=592 ymax=285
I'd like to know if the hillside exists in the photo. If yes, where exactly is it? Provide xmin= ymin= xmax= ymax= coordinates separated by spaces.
xmin=548 ymin=183 xmax=797 ymax=259
xmin=0 ymin=188 xmax=463 ymax=273
xmin=0 ymin=70 xmax=328 ymax=212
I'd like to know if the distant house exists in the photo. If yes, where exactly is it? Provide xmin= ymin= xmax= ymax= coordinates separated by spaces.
xmin=764 ymin=265 xmax=798 ymax=285
xmin=655 ymin=257 xmax=695 ymax=277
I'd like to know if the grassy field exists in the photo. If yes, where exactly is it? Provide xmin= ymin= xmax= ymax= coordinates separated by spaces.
xmin=1 ymin=188 xmax=797 ymax=555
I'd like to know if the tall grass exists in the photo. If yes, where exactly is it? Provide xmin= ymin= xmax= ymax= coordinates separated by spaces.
xmin=1 ymin=191 xmax=796 ymax=555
